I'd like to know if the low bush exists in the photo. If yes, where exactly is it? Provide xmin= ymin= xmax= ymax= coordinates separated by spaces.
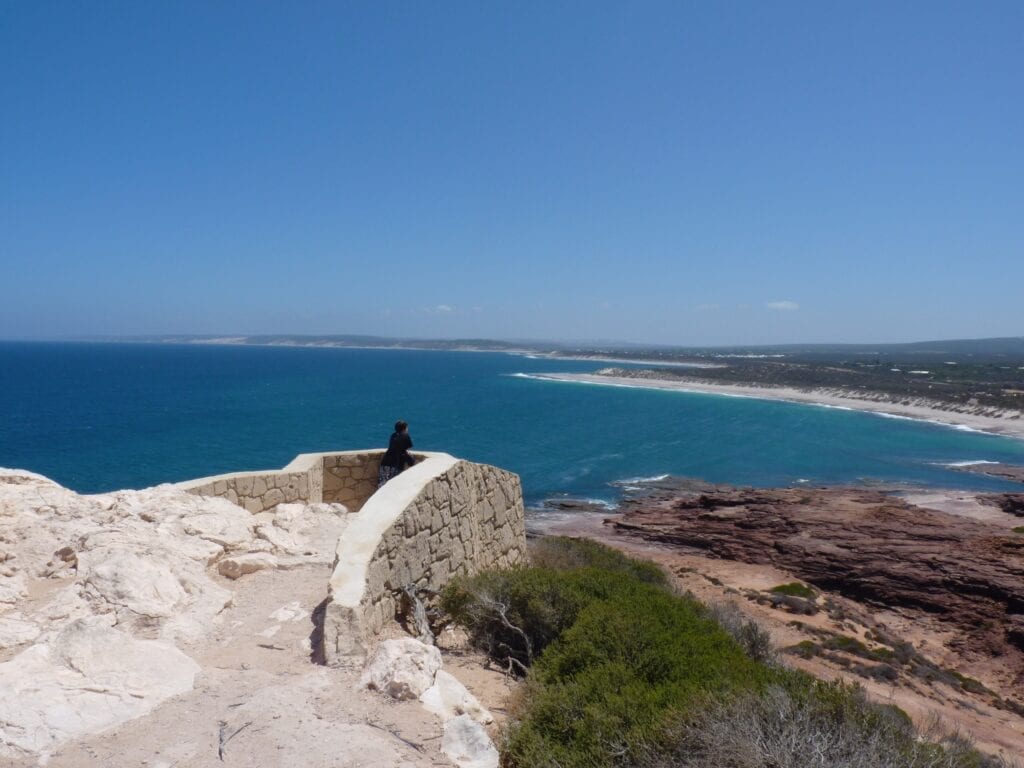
xmin=651 ymin=681 xmax=999 ymax=768
xmin=705 ymin=600 xmax=777 ymax=665
xmin=507 ymin=587 xmax=770 ymax=766
xmin=770 ymin=581 xmax=817 ymax=599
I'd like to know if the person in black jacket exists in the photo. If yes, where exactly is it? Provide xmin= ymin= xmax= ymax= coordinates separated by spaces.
xmin=378 ymin=420 xmax=416 ymax=487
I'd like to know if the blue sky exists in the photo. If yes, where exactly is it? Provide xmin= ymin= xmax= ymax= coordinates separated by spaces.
xmin=1 ymin=2 xmax=1021 ymax=345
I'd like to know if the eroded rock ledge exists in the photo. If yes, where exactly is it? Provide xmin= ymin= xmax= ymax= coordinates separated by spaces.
xmin=611 ymin=486 xmax=1024 ymax=664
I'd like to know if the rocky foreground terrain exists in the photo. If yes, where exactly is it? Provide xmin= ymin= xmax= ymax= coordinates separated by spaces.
xmin=0 ymin=469 xmax=505 ymax=767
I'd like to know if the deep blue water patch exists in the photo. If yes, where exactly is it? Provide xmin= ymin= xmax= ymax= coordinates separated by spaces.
xmin=2 ymin=342 xmax=1024 ymax=505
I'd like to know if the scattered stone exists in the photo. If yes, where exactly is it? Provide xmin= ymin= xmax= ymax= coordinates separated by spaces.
xmin=269 ymin=601 xmax=308 ymax=622
xmin=218 ymin=553 xmax=279 ymax=580
xmin=441 ymin=714 xmax=499 ymax=768
xmin=360 ymin=638 xmax=443 ymax=700
xmin=420 ymin=670 xmax=493 ymax=724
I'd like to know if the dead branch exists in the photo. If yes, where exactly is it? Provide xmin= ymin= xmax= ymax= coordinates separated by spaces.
xmin=217 ymin=720 xmax=252 ymax=761
xmin=402 ymin=583 xmax=435 ymax=645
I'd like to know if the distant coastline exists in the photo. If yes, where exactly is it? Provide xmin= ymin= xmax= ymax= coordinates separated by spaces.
xmin=86 ymin=335 xmax=723 ymax=368
xmin=525 ymin=370 xmax=1024 ymax=440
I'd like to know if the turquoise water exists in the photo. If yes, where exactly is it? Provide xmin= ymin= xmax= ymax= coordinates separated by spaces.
xmin=2 ymin=342 xmax=1024 ymax=505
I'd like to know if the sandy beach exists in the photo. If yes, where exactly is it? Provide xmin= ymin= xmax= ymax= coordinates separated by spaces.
xmin=529 ymin=372 xmax=1024 ymax=440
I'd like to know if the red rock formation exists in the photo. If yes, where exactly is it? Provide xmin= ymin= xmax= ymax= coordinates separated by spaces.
xmin=613 ymin=488 xmax=1024 ymax=655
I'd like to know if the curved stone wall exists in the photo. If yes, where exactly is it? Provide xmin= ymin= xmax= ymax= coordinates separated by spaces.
xmin=175 ymin=450 xmax=414 ymax=513
xmin=176 ymin=453 xmax=325 ymax=513
xmin=322 ymin=455 xmax=527 ymax=663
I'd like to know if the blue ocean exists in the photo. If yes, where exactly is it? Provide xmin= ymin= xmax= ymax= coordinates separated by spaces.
xmin=2 ymin=342 xmax=1024 ymax=506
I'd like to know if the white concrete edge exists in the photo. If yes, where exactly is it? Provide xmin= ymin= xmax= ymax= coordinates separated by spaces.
xmin=328 ymin=453 xmax=460 ymax=607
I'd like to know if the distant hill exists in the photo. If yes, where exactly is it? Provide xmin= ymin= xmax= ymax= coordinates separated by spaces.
xmin=67 ymin=333 xmax=1024 ymax=365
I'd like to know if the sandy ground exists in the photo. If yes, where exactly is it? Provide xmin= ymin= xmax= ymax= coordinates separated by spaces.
xmin=532 ymin=373 xmax=1024 ymax=440
xmin=532 ymin=501 xmax=1024 ymax=763
xmin=17 ymin=563 xmax=513 ymax=768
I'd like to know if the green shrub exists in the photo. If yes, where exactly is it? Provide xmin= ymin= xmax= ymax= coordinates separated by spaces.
xmin=504 ymin=584 xmax=771 ymax=767
xmin=823 ymin=633 xmax=870 ymax=655
xmin=441 ymin=538 xmax=670 ymax=669
xmin=787 ymin=639 xmax=820 ymax=659
xmin=1012 ymin=526 xmax=1024 ymax=534
xmin=770 ymin=581 xmax=817 ymax=599
xmin=441 ymin=567 xmax=598 ymax=668
xmin=705 ymin=601 xmax=777 ymax=665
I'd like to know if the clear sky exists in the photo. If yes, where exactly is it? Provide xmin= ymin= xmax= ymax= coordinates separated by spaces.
xmin=1 ymin=2 xmax=1021 ymax=346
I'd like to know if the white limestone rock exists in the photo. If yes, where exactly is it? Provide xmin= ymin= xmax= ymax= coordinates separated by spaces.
xmin=441 ymin=714 xmax=499 ymax=768
xmin=77 ymin=543 xmax=232 ymax=642
xmin=255 ymin=522 xmax=304 ymax=554
xmin=80 ymin=550 xmax=188 ymax=619
xmin=180 ymin=509 xmax=255 ymax=550
xmin=419 ymin=670 xmax=493 ymax=724
xmin=360 ymin=638 xmax=443 ymax=700
xmin=0 ymin=618 xmax=199 ymax=761
xmin=0 ymin=613 xmax=40 ymax=649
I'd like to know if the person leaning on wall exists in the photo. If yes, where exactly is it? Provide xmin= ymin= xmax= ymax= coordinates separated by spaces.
xmin=377 ymin=420 xmax=417 ymax=487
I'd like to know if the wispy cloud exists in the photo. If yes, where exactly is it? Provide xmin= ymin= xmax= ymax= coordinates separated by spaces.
xmin=696 ymin=303 xmax=720 ymax=312
xmin=766 ymin=300 xmax=799 ymax=311
xmin=425 ymin=304 xmax=455 ymax=314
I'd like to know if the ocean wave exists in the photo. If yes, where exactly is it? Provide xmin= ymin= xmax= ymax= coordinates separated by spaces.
xmin=938 ymin=460 xmax=1000 ymax=468
xmin=562 ymin=498 xmax=617 ymax=509
xmin=870 ymin=411 xmax=988 ymax=434
xmin=615 ymin=474 xmax=670 ymax=484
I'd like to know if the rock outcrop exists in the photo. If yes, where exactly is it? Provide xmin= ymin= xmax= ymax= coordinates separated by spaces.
xmin=0 ymin=468 xmax=349 ymax=763
xmin=612 ymin=486 xmax=1024 ymax=661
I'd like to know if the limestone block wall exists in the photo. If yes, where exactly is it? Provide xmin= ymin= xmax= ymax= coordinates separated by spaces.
xmin=322 ymin=454 xmax=527 ymax=663
xmin=177 ymin=452 xmax=330 ymax=513
xmin=176 ymin=449 xmax=439 ymax=514
xmin=321 ymin=451 xmax=383 ymax=511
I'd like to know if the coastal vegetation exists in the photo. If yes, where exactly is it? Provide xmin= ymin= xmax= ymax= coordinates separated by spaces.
xmin=442 ymin=537 xmax=1008 ymax=768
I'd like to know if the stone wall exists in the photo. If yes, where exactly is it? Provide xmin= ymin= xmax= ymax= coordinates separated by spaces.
xmin=176 ymin=453 xmax=325 ymax=513
xmin=321 ymin=451 xmax=383 ymax=511
xmin=179 ymin=450 xmax=439 ymax=514
xmin=322 ymin=455 xmax=527 ymax=663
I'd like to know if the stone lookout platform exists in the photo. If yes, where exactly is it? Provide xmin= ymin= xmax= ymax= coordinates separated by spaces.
xmin=176 ymin=450 xmax=527 ymax=663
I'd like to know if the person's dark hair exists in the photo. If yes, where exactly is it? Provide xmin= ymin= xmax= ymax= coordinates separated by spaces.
xmin=394 ymin=420 xmax=408 ymax=433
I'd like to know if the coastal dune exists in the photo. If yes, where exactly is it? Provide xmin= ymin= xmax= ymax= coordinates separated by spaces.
xmin=528 ymin=371 xmax=1024 ymax=440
